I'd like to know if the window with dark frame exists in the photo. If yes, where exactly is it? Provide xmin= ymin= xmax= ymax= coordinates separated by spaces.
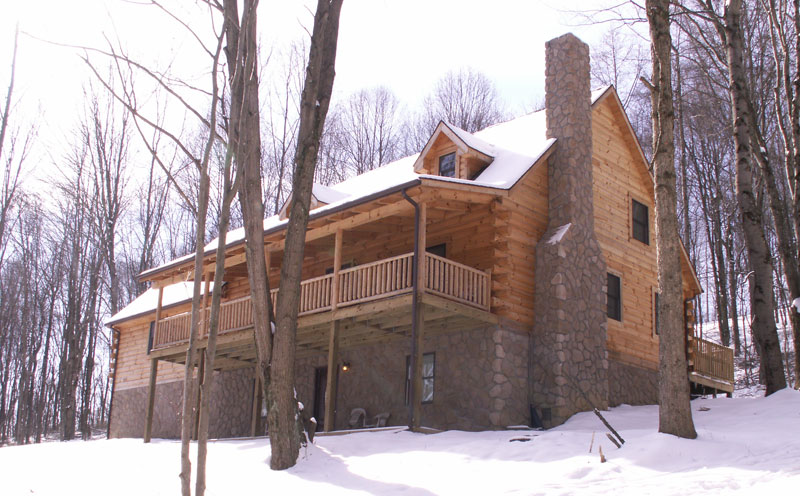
xmin=654 ymin=292 xmax=660 ymax=336
xmin=405 ymin=352 xmax=435 ymax=405
xmin=632 ymin=199 xmax=649 ymax=244
xmin=439 ymin=152 xmax=456 ymax=178
xmin=607 ymin=273 xmax=621 ymax=321
xmin=147 ymin=321 xmax=155 ymax=354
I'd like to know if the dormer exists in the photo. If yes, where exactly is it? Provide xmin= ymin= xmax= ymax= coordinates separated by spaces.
xmin=413 ymin=121 xmax=494 ymax=180
xmin=278 ymin=183 xmax=349 ymax=220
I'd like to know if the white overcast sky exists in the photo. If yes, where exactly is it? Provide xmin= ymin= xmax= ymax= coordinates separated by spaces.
xmin=1 ymin=0 xmax=636 ymax=183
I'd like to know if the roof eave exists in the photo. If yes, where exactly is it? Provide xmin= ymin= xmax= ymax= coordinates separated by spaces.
xmin=138 ymin=178 xmax=424 ymax=284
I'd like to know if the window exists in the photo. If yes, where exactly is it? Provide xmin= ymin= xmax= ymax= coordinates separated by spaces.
xmin=405 ymin=352 xmax=435 ymax=404
xmin=632 ymin=199 xmax=649 ymax=245
xmin=607 ymin=273 xmax=621 ymax=321
xmin=439 ymin=152 xmax=456 ymax=178
xmin=654 ymin=292 xmax=660 ymax=336
xmin=147 ymin=321 xmax=155 ymax=354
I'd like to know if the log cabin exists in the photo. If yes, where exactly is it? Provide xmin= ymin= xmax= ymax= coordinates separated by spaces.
xmin=105 ymin=33 xmax=734 ymax=440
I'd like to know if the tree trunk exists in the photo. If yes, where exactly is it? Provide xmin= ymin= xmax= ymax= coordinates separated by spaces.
xmin=270 ymin=0 xmax=343 ymax=470
xmin=224 ymin=0 xmax=275 ymax=452
xmin=194 ymin=145 xmax=238 ymax=496
xmin=645 ymin=0 xmax=697 ymax=439
xmin=725 ymin=232 xmax=742 ymax=356
xmin=724 ymin=0 xmax=787 ymax=395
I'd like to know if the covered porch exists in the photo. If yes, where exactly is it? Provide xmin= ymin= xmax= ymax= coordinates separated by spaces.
xmin=139 ymin=186 xmax=500 ymax=440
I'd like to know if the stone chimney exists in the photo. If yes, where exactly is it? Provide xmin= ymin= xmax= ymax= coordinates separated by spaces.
xmin=529 ymin=33 xmax=609 ymax=427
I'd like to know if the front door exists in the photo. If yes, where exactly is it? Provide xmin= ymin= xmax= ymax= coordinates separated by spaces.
xmin=313 ymin=367 xmax=327 ymax=430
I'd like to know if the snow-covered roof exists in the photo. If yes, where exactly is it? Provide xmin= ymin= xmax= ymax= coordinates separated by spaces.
xmin=106 ymin=281 xmax=215 ymax=326
xmin=139 ymin=86 xmax=615 ymax=281
xmin=312 ymin=183 xmax=350 ymax=204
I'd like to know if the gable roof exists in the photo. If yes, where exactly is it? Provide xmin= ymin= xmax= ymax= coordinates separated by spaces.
xmin=118 ymin=85 xmax=703 ymax=323
xmin=138 ymin=87 xmax=610 ymax=282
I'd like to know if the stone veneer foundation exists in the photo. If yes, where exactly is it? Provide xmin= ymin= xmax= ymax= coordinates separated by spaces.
xmin=608 ymin=360 xmax=659 ymax=407
xmin=295 ymin=323 xmax=529 ymax=431
xmin=109 ymin=367 xmax=254 ymax=439
xmin=530 ymin=33 xmax=609 ymax=428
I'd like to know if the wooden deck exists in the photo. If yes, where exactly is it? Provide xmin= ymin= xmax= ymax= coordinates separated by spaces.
xmin=149 ymin=252 xmax=494 ymax=365
xmin=688 ymin=335 xmax=735 ymax=393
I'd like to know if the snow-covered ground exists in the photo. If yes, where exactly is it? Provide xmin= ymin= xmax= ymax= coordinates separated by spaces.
xmin=1 ymin=389 xmax=798 ymax=495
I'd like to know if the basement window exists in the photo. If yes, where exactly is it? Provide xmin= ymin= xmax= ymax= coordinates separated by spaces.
xmin=632 ymin=199 xmax=649 ymax=245
xmin=405 ymin=353 xmax=435 ymax=405
xmin=607 ymin=273 xmax=621 ymax=321
xmin=439 ymin=152 xmax=456 ymax=178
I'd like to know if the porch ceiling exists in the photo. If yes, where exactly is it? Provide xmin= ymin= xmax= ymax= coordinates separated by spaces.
xmin=154 ymin=292 xmax=497 ymax=370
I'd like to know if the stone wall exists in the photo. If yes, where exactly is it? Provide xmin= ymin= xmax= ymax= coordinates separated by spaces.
xmin=530 ymin=33 xmax=609 ymax=428
xmin=109 ymin=368 xmax=254 ymax=439
xmin=207 ymin=368 xmax=255 ymax=438
xmin=295 ymin=322 xmax=529 ymax=432
xmin=608 ymin=360 xmax=658 ymax=406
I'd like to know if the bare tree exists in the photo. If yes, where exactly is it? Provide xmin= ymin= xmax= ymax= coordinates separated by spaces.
xmin=591 ymin=27 xmax=649 ymax=110
xmin=262 ymin=41 xmax=305 ymax=215
xmin=645 ymin=0 xmax=697 ymax=439
xmin=270 ymin=0 xmax=343 ymax=469
xmin=720 ymin=0 xmax=787 ymax=394
xmin=403 ymin=67 xmax=505 ymax=153
xmin=324 ymin=86 xmax=403 ymax=176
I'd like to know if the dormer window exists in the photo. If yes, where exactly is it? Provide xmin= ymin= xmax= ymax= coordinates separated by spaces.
xmin=439 ymin=152 xmax=456 ymax=177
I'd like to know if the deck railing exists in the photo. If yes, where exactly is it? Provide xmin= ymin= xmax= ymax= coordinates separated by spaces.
xmin=150 ymin=253 xmax=491 ymax=350
xmin=425 ymin=253 xmax=490 ymax=311
xmin=338 ymin=252 xmax=414 ymax=307
xmin=690 ymin=335 xmax=734 ymax=386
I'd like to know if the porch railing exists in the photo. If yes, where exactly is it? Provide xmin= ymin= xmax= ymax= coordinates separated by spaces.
xmin=689 ymin=335 xmax=734 ymax=387
xmin=425 ymin=252 xmax=490 ymax=311
xmin=150 ymin=252 xmax=491 ymax=350
xmin=338 ymin=252 xmax=414 ymax=307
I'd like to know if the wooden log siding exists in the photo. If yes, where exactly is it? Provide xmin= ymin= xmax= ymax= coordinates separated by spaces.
xmin=690 ymin=335 xmax=734 ymax=386
xmin=425 ymin=253 xmax=490 ymax=310
xmin=150 ymin=252 xmax=490 ymax=349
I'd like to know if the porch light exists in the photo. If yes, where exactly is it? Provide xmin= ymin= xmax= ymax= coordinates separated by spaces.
xmin=342 ymin=362 xmax=351 ymax=372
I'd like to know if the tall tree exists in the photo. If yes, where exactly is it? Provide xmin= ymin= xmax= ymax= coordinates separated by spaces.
xmin=645 ymin=0 xmax=697 ymax=439
xmin=270 ymin=0 xmax=343 ymax=469
xmin=325 ymin=86 xmax=403 ymax=176
xmin=404 ymin=67 xmax=505 ymax=153
xmin=720 ymin=0 xmax=787 ymax=393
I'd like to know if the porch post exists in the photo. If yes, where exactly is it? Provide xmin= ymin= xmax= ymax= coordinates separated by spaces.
xmin=144 ymin=285 xmax=164 ymax=443
xmin=144 ymin=358 xmax=159 ymax=442
xmin=411 ymin=202 xmax=427 ymax=431
xmin=324 ymin=320 xmax=340 ymax=432
xmin=331 ymin=229 xmax=343 ymax=310
xmin=418 ymin=203 xmax=427 ymax=290
xmin=250 ymin=368 xmax=260 ymax=437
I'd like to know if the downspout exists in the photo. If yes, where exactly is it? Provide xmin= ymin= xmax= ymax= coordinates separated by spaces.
xmin=106 ymin=327 xmax=121 ymax=439
xmin=401 ymin=189 xmax=419 ymax=430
